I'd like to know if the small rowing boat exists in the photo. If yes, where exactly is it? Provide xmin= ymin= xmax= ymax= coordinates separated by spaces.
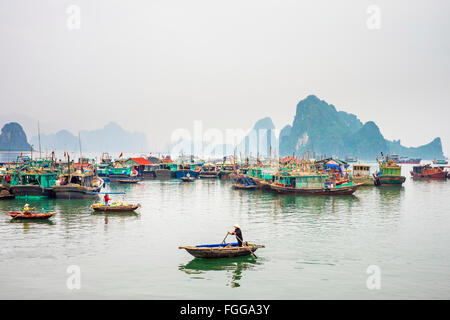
xmin=91 ymin=202 xmax=141 ymax=212
xmin=232 ymin=177 xmax=257 ymax=190
xmin=181 ymin=176 xmax=195 ymax=182
xmin=7 ymin=212 xmax=56 ymax=220
xmin=118 ymin=179 xmax=139 ymax=184
xmin=179 ymin=242 xmax=265 ymax=259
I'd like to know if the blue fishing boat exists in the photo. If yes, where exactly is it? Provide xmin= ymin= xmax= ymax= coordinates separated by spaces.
xmin=175 ymin=163 xmax=199 ymax=179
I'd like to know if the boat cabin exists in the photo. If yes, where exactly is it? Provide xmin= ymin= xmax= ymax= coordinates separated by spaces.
xmin=274 ymin=173 xmax=327 ymax=189
xmin=59 ymin=172 xmax=94 ymax=187
xmin=353 ymin=165 xmax=371 ymax=177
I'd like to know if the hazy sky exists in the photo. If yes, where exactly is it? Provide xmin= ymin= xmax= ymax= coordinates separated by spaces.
xmin=1 ymin=0 xmax=449 ymax=155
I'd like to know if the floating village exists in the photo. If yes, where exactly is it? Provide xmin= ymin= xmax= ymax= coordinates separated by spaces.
xmin=0 ymin=150 xmax=449 ymax=258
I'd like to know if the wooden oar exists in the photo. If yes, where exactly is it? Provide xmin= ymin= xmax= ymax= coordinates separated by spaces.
xmin=221 ymin=233 xmax=228 ymax=244
xmin=235 ymin=234 xmax=257 ymax=259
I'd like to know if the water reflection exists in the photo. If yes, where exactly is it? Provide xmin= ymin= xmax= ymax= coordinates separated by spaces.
xmin=179 ymin=256 xmax=263 ymax=288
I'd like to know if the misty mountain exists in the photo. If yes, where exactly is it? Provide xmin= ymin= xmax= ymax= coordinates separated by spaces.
xmin=0 ymin=122 xmax=32 ymax=151
xmin=279 ymin=95 xmax=444 ymax=159
xmin=31 ymin=122 xmax=149 ymax=153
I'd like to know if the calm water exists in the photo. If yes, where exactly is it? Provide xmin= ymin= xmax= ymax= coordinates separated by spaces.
xmin=1 ymin=164 xmax=449 ymax=299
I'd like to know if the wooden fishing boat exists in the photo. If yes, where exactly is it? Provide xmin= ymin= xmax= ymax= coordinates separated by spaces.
xmin=373 ymin=155 xmax=406 ymax=186
xmin=271 ymin=182 xmax=361 ymax=195
xmin=199 ymin=163 xmax=219 ymax=178
xmin=233 ymin=176 xmax=257 ymax=190
xmin=118 ymin=179 xmax=139 ymax=184
xmin=179 ymin=243 xmax=265 ymax=259
xmin=352 ymin=165 xmax=374 ymax=186
xmin=410 ymin=164 xmax=446 ymax=180
xmin=433 ymin=159 xmax=448 ymax=165
xmin=271 ymin=172 xmax=361 ymax=195
xmin=52 ymin=172 xmax=103 ymax=199
xmin=181 ymin=176 xmax=195 ymax=182
xmin=7 ymin=211 xmax=56 ymax=220
xmin=91 ymin=203 xmax=141 ymax=212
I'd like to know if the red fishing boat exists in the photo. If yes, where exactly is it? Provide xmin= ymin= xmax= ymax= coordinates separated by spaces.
xmin=7 ymin=212 xmax=56 ymax=220
xmin=410 ymin=165 xmax=447 ymax=180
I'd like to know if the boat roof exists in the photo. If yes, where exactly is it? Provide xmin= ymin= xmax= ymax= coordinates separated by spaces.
xmin=128 ymin=157 xmax=152 ymax=165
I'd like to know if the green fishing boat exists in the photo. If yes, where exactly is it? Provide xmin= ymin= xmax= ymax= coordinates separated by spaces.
xmin=373 ymin=155 xmax=406 ymax=186
xmin=8 ymin=159 xmax=59 ymax=197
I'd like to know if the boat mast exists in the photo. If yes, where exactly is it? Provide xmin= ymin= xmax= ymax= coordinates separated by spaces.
xmin=38 ymin=121 xmax=42 ymax=160
xmin=78 ymin=132 xmax=83 ymax=172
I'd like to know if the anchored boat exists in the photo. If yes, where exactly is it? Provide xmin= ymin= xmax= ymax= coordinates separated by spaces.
xmin=271 ymin=172 xmax=361 ymax=195
xmin=199 ymin=163 xmax=219 ymax=178
xmin=410 ymin=164 xmax=447 ymax=180
xmin=351 ymin=165 xmax=374 ymax=186
xmin=52 ymin=171 xmax=103 ymax=199
xmin=373 ymin=155 xmax=406 ymax=186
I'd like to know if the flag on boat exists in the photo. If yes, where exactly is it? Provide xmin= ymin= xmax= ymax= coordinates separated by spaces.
xmin=119 ymin=152 xmax=123 ymax=158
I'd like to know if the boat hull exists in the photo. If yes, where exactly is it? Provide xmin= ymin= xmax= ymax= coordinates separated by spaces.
xmin=9 ymin=185 xmax=45 ymax=197
xmin=374 ymin=175 xmax=406 ymax=186
xmin=8 ymin=212 xmax=55 ymax=220
xmin=232 ymin=183 xmax=257 ymax=190
xmin=92 ymin=204 xmax=140 ymax=212
xmin=352 ymin=176 xmax=374 ymax=186
xmin=155 ymin=169 xmax=174 ymax=179
xmin=52 ymin=185 xmax=99 ymax=199
xmin=175 ymin=170 xmax=199 ymax=179
xmin=179 ymin=244 xmax=264 ymax=259
xmin=271 ymin=183 xmax=361 ymax=195
xmin=410 ymin=171 xmax=446 ymax=180
xmin=199 ymin=172 xmax=219 ymax=178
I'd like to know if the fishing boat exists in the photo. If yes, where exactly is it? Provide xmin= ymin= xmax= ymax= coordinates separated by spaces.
xmin=351 ymin=165 xmax=374 ymax=186
xmin=398 ymin=157 xmax=421 ymax=164
xmin=126 ymin=157 xmax=156 ymax=178
xmin=219 ymin=163 xmax=237 ymax=180
xmin=433 ymin=159 xmax=448 ymax=165
xmin=233 ymin=177 xmax=257 ymax=190
xmin=181 ymin=176 xmax=196 ymax=182
xmin=179 ymin=243 xmax=265 ymax=259
xmin=175 ymin=163 xmax=200 ymax=179
xmin=199 ymin=163 xmax=219 ymax=178
xmin=271 ymin=172 xmax=361 ymax=195
xmin=373 ymin=155 xmax=406 ymax=186
xmin=91 ymin=202 xmax=141 ymax=212
xmin=345 ymin=156 xmax=358 ymax=163
xmin=52 ymin=171 xmax=103 ymax=199
xmin=410 ymin=164 xmax=447 ymax=180
xmin=108 ymin=163 xmax=139 ymax=182
xmin=118 ymin=179 xmax=139 ymax=183
xmin=7 ymin=211 xmax=56 ymax=220
xmin=155 ymin=160 xmax=177 ymax=179
xmin=244 ymin=166 xmax=275 ymax=190
xmin=7 ymin=159 xmax=59 ymax=197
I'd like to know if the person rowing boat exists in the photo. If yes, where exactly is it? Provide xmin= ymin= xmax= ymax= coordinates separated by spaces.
xmin=228 ymin=224 xmax=243 ymax=247
xmin=104 ymin=194 xmax=111 ymax=206
xmin=22 ymin=204 xmax=35 ymax=215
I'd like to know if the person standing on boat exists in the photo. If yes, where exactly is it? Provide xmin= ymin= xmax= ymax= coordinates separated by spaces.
xmin=4 ymin=173 xmax=11 ymax=184
xmin=228 ymin=224 xmax=243 ymax=247
xmin=104 ymin=193 xmax=111 ymax=206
